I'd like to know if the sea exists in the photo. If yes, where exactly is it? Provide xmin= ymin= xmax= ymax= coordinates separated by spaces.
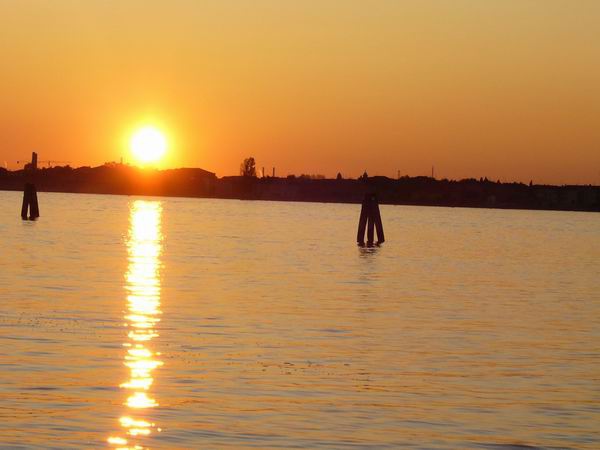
xmin=0 ymin=190 xmax=598 ymax=449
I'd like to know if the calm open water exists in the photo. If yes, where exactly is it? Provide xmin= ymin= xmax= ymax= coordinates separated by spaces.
xmin=0 ymin=191 xmax=599 ymax=449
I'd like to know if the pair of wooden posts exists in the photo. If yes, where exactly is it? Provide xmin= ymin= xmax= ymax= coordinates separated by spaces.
xmin=21 ymin=183 xmax=40 ymax=220
xmin=357 ymin=192 xmax=384 ymax=246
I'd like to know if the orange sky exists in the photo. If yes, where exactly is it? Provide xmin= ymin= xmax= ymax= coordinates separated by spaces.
xmin=1 ymin=1 xmax=599 ymax=184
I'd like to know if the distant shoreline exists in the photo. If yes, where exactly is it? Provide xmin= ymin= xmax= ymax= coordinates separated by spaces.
xmin=1 ymin=164 xmax=599 ymax=213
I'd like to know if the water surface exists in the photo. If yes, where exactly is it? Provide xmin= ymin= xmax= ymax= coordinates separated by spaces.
xmin=0 ymin=191 xmax=599 ymax=449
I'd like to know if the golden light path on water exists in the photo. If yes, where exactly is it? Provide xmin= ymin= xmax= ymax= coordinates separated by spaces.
xmin=109 ymin=200 xmax=163 ymax=449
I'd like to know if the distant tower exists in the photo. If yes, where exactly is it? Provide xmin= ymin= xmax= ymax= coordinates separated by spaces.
xmin=25 ymin=152 xmax=38 ymax=170
xmin=272 ymin=167 xmax=275 ymax=178
xmin=431 ymin=165 xmax=434 ymax=179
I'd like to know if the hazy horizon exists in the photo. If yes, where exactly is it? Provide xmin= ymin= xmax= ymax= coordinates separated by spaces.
xmin=1 ymin=1 xmax=599 ymax=184
xmin=4 ymin=159 xmax=600 ymax=187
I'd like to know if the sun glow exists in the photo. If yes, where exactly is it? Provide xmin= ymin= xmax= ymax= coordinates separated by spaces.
xmin=130 ymin=127 xmax=167 ymax=164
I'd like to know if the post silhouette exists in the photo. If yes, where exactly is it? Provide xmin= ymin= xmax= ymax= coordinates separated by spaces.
xmin=21 ymin=183 xmax=40 ymax=220
xmin=357 ymin=192 xmax=384 ymax=246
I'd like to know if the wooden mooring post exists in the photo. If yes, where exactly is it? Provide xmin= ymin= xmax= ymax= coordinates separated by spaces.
xmin=357 ymin=192 xmax=384 ymax=246
xmin=21 ymin=183 xmax=40 ymax=220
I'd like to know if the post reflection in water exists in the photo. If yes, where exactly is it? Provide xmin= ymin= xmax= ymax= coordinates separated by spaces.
xmin=108 ymin=200 xmax=164 ymax=449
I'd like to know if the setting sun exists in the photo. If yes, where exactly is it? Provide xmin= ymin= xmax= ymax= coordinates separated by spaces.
xmin=130 ymin=127 xmax=167 ymax=164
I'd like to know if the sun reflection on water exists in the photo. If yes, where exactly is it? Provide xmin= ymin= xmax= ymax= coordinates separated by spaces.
xmin=109 ymin=200 xmax=163 ymax=449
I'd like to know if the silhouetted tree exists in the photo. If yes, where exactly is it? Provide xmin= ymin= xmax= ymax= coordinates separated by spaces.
xmin=336 ymin=172 xmax=343 ymax=180
xmin=240 ymin=157 xmax=257 ymax=177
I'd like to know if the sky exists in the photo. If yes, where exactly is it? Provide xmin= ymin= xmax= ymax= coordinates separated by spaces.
xmin=1 ymin=0 xmax=599 ymax=184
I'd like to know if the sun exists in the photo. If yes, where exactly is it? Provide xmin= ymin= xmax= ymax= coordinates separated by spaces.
xmin=130 ymin=127 xmax=167 ymax=164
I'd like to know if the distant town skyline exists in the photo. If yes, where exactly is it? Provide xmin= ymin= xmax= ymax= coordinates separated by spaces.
xmin=1 ymin=1 xmax=599 ymax=185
